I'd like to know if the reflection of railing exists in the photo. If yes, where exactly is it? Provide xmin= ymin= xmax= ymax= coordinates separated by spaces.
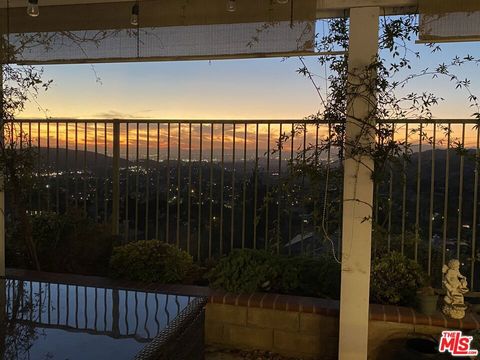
xmin=5 ymin=118 xmax=480 ymax=289
xmin=4 ymin=279 xmax=193 ymax=341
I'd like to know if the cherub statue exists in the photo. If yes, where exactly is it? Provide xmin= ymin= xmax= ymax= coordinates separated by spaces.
xmin=442 ymin=259 xmax=469 ymax=319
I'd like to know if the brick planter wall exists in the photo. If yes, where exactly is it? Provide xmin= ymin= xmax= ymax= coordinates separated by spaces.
xmin=205 ymin=292 xmax=480 ymax=359
xmin=206 ymin=303 xmax=338 ymax=359
xmin=205 ymin=293 xmax=340 ymax=359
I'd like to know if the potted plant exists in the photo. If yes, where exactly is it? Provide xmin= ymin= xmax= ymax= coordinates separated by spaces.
xmin=416 ymin=285 xmax=438 ymax=316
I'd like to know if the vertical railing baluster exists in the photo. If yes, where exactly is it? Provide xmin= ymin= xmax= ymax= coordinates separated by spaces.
xmin=301 ymin=122 xmax=306 ymax=254
xmin=28 ymin=122 xmax=32 ymax=148
xmin=253 ymin=123 xmax=259 ymax=249
xmin=146 ymin=123 xmax=150 ymax=239
xmin=401 ymin=123 xmax=408 ymax=254
xmin=387 ymin=126 xmax=394 ymax=252
xmin=104 ymin=123 xmax=108 ymax=224
xmin=231 ymin=123 xmax=236 ymax=252
xmin=83 ymin=122 xmax=88 ymax=215
xmin=166 ymin=123 xmax=171 ymax=243
xmin=209 ymin=123 xmax=214 ymax=258
xmin=428 ymin=124 xmax=436 ymax=276
xmin=46 ymin=121 xmax=50 ymax=211
xmin=265 ymin=123 xmax=271 ymax=250
xmin=65 ymin=123 xmax=69 ymax=212
xmin=313 ymin=123 xmax=319 ymax=247
xmin=414 ymin=122 xmax=422 ymax=262
xmin=37 ymin=123 xmax=41 ymax=211
xmin=471 ymin=125 xmax=480 ymax=289
xmin=135 ymin=122 xmax=140 ymax=241
xmin=112 ymin=121 xmax=120 ymax=236
xmin=288 ymin=124 xmax=294 ymax=255
xmin=442 ymin=123 xmax=451 ymax=266
xmin=220 ymin=123 xmax=225 ymax=255
xmin=125 ymin=123 xmax=130 ymax=241
xmin=9 ymin=121 xmax=14 ymax=149
xmin=187 ymin=122 xmax=192 ymax=254
xmin=242 ymin=123 xmax=247 ymax=249
xmin=27 ymin=122 xmax=32 ymax=210
xmin=277 ymin=123 xmax=283 ymax=254
xmin=74 ymin=122 xmax=78 ymax=209
xmin=56 ymin=122 xmax=60 ymax=213
xmin=176 ymin=123 xmax=181 ymax=249
xmin=19 ymin=122 xmax=23 ymax=149
xmin=94 ymin=122 xmax=98 ymax=221
xmin=198 ymin=124 xmax=203 ymax=260
xmin=457 ymin=123 xmax=466 ymax=260
xmin=155 ymin=123 xmax=161 ymax=240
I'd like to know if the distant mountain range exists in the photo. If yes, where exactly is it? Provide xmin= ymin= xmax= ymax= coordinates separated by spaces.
xmin=36 ymin=146 xmax=480 ymax=176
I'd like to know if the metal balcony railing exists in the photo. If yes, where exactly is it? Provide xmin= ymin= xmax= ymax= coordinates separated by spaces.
xmin=4 ymin=118 xmax=480 ymax=289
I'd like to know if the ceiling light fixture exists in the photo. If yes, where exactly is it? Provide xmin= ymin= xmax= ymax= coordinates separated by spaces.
xmin=27 ymin=0 xmax=39 ymax=17
xmin=131 ymin=2 xmax=139 ymax=26
xmin=226 ymin=0 xmax=236 ymax=12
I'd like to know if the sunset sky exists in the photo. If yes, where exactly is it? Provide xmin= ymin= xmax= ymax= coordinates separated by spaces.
xmin=19 ymin=40 xmax=480 ymax=122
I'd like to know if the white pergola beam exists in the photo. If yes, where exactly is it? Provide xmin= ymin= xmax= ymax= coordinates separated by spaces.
xmin=316 ymin=0 xmax=417 ymax=17
xmin=2 ymin=0 xmax=418 ymax=8
xmin=1 ymin=0 xmax=418 ymax=17
xmin=1 ymin=0 xmax=134 ymax=7
xmin=317 ymin=0 xmax=416 ymax=9
xmin=338 ymin=6 xmax=379 ymax=360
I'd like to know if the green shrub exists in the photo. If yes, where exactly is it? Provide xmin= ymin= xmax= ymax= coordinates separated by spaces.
xmin=109 ymin=240 xmax=193 ymax=283
xmin=370 ymin=251 xmax=426 ymax=306
xmin=206 ymin=249 xmax=340 ymax=298
xmin=206 ymin=249 xmax=281 ymax=293
xmin=281 ymin=256 xmax=341 ymax=299
xmin=7 ymin=209 xmax=114 ymax=275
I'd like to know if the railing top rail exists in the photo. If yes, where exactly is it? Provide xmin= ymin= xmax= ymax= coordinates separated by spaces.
xmin=12 ymin=119 xmax=318 ymax=124
xmin=9 ymin=118 xmax=480 ymax=124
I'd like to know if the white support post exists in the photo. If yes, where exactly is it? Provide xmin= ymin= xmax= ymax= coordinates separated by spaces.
xmin=338 ymin=7 xmax=379 ymax=360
